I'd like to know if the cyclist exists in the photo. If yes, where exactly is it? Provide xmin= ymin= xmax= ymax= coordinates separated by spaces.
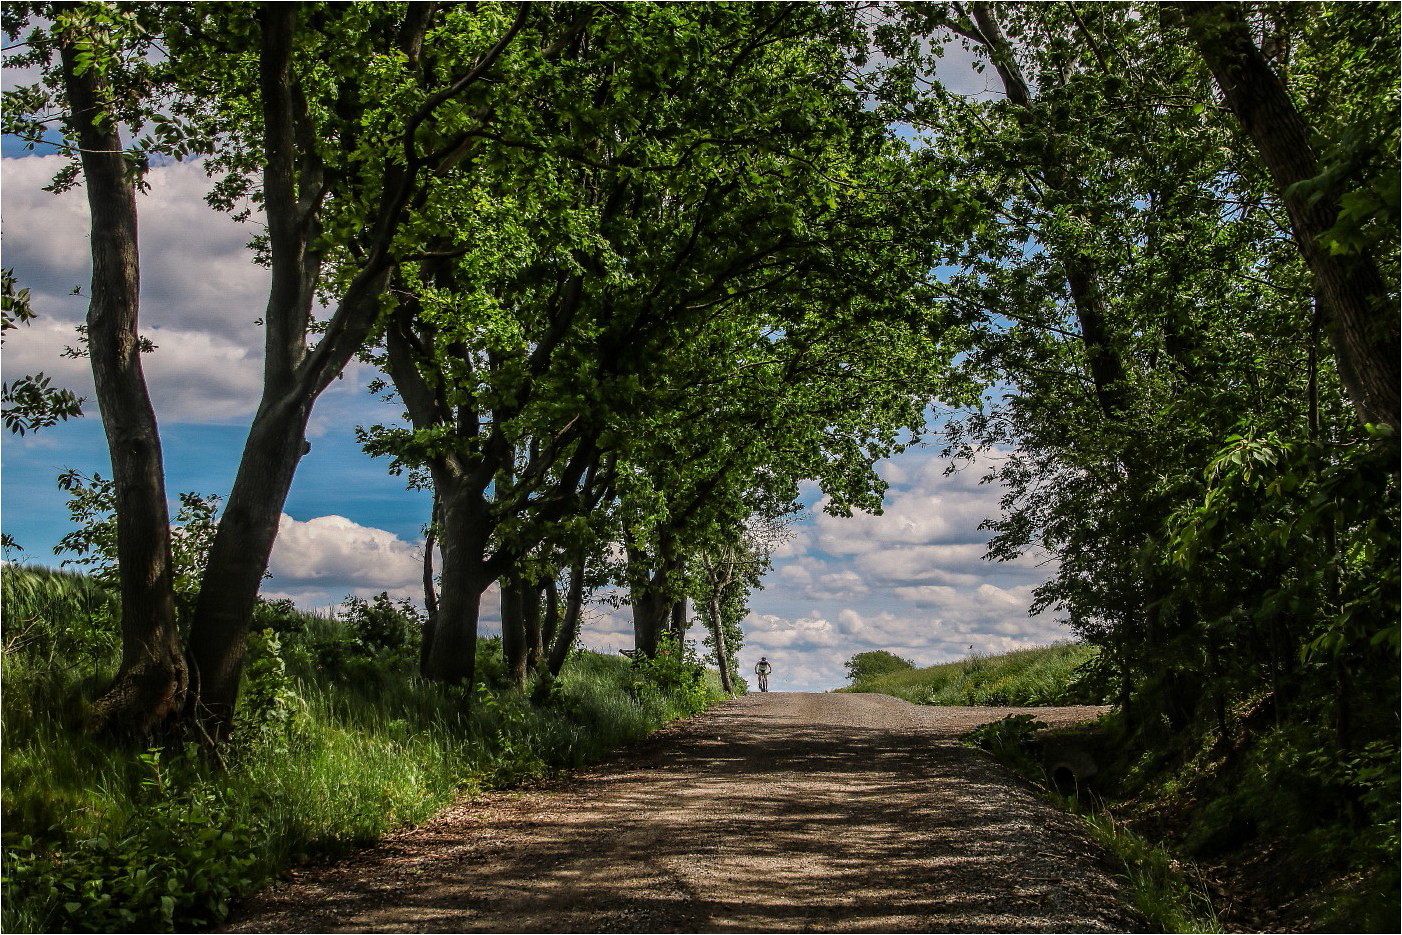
xmin=754 ymin=656 xmax=773 ymax=692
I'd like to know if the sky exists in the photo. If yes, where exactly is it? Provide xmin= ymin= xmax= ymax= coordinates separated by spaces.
xmin=0 ymin=21 xmax=1073 ymax=692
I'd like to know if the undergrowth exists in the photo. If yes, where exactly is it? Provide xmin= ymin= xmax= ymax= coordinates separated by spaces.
xmin=1 ymin=565 xmax=723 ymax=933
xmin=964 ymin=713 xmax=1221 ymax=933
xmin=965 ymin=709 xmax=1399 ymax=933
xmin=841 ymin=641 xmax=1106 ymax=705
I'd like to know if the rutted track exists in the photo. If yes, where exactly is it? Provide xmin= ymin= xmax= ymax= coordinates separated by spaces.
xmin=226 ymin=692 xmax=1145 ymax=933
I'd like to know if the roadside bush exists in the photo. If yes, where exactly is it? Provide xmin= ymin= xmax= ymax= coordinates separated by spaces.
xmin=844 ymin=649 xmax=915 ymax=684
xmin=339 ymin=591 xmax=421 ymax=655
xmin=629 ymin=636 xmax=711 ymax=717
xmin=965 ymin=713 xmax=1047 ymax=776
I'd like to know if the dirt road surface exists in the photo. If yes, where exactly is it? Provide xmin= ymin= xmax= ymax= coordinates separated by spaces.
xmin=227 ymin=693 xmax=1146 ymax=933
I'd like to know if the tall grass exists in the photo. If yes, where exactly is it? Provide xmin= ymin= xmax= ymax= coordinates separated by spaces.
xmin=1 ymin=565 xmax=723 ymax=933
xmin=840 ymin=641 xmax=1106 ymax=706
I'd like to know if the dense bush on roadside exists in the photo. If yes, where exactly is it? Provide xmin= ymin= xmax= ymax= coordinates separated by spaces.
xmin=0 ymin=565 xmax=723 ymax=933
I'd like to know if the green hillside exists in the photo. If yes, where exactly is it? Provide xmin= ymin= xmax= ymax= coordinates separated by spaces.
xmin=840 ymin=643 xmax=1107 ymax=706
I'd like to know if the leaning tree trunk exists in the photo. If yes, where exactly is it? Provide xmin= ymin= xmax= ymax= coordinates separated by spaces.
xmin=186 ymin=5 xmax=396 ymax=739
xmin=60 ymin=31 xmax=188 ymax=741
xmin=1178 ymin=1 xmax=1400 ymax=430
xmin=705 ymin=593 xmax=736 ymax=697
xmin=546 ymin=557 xmax=586 ymax=677
xmin=188 ymin=399 xmax=313 ymax=736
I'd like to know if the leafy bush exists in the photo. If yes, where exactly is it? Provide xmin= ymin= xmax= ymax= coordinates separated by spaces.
xmin=3 ymin=751 xmax=258 ymax=933
xmin=965 ymin=713 xmax=1048 ymax=775
xmin=338 ymin=592 xmax=422 ymax=655
xmin=843 ymin=649 xmax=915 ymax=683
xmin=628 ymin=636 xmax=711 ymax=717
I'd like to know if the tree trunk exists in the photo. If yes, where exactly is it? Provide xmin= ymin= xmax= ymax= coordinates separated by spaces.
xmin=60 ymin=29 xmax=188 ymax=740
xmin=669 ymin=596 xmax=688 ymax=645
xmin=1178 ymin=1 xmax=1400 ymax=430
xmin=631 ymin=584 xmax=667 ymax=658
xmin=423 ymin=484 xmax=490 ymax=685
xmin=541 ymin=577 xmax=560 ymax=654
xmin=546 ymin=557 xmax=586 ymax=677
xmin=524 ymin=580 xmax=544 ymax=675
xmin=188 ymin=401 xmax=311 ymax=736
xmin=421 ymin=508 xmax=439 ymax=678
xmin=501 ymin=573 xmax=528 ymax=689
xmin=706 ymin=593 xmax=735 ymax=697
xmin=186 ymin=6 xmax=398 ymax=739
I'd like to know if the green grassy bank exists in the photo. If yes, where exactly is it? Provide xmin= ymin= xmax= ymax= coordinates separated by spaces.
xmin=840 ymin=642 xmax=1107 ymax=706
xmin=964 ymin=709 xmax=1399 ymax=932
xmin=1 ymin=565 xmax=724 ymax=933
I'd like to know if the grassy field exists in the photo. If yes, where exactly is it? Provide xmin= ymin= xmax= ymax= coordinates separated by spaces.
xmin=840 ymin=642 xmax=1107 ymax=706
xmin=1 ymin=565 xmax=724 ymax=933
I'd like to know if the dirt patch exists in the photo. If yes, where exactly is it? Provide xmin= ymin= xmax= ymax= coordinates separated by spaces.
xmin=226 ymin=693 xmax=1145 ymax=933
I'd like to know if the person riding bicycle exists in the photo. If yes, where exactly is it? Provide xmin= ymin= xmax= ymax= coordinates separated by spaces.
xmin=754 ymin=656 xmax=773 ymax=692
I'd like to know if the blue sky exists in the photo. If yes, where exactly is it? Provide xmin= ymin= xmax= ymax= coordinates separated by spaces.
xmin=2 ymin=34 xmax=1072 ymax=692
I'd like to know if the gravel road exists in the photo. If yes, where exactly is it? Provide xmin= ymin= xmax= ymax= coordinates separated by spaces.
xmin=226 ymin=692 xmax=1147 ymax=933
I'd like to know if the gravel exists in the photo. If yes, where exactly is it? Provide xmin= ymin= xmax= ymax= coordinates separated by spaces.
xmin=225 ymin=692 xmax=1146 ymax=934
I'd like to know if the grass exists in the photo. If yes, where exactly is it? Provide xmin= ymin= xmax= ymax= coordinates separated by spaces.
xmin=840 ymin=641 xmax=1107 ymax=706
xmin=1 ymin=565 xmax=724 ymax=933
xmin=1081 ymin=810 xmax=1222 ymax=933
xmin=963 ymin=712 xmax=1222 ymax=933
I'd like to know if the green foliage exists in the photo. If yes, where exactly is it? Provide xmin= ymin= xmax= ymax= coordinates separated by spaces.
xmin=337 ymin=592 xmax=423 ymax=657
xmin=52 ymin=471 xmax=220 ymax=604
xmin=1 ymin=566 xmax=722 ymax=933
xmin=1081 ymin=814 xmax=1221 ymax=934
xmin=843 ymin=643 xmax=1106 ymax=706
xmin=965 ymin=713 xmax=1048 ymax=777
xmin=627 ymin=636 xmax=713 ymax=719
xmin=2 ymin=267 xmax=84 ymax=436
xmin=966 ymin=714 xmax=1221 ymax=933
xmin=3 ymin=750 xmax=259 ymax=933
xmin=843 ymin=649 xmax=915 ymax=683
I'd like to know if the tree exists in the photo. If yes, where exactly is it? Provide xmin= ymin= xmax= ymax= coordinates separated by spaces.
xmin=368 ymin=2 xmax=970 ymax=689
xmin=1174 ymin=1 xmax=1399 ymax=431
xmin=4 ymin=2 xmax=565 ymax=738
xmin=844 ymin=650 xmax=915 ymax=683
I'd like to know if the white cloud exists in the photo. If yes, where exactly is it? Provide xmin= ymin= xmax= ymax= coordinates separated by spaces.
xmin=268 ymin=513 xmax=421 ymax=590
xmin=2 ymin=156 xmax=273 ymax=422
xmin=743 ymin=446 xmax=1068 ymax=691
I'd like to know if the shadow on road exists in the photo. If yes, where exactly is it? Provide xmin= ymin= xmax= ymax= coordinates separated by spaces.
xmin=227 ymin=694 xmax=1143 ymax=934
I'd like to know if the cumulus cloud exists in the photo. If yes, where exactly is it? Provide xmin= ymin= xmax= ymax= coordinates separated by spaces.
xmin=743 ymin=446 xmax=1069 ymax=691
xmin=267 ymin=515 xmax=420 ymax=588
xmin=2 ymin=156 xmax=273 ymax=422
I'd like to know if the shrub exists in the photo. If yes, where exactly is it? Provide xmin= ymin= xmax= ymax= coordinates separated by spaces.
xmin=843 ymin=649 xmax=916 ymax=683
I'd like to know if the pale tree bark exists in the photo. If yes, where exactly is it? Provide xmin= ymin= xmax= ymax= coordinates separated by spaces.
xmin=700 ymin=553 xmax=737 ymax=697
xmin=59 ymin=23 xmax=189 ymax=740
xmin=420 ymin=494 xmax=440 ymax=678
xmin=1176 ymin=0 xmax=1400 ymax=430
